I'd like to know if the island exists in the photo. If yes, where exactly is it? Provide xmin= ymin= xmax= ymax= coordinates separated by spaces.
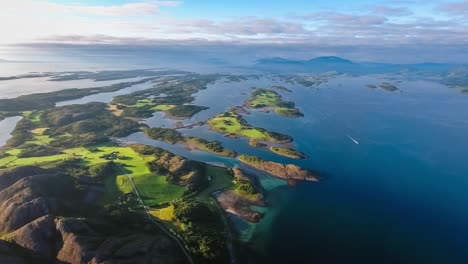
xmin=216 ymin=168 xmax=265 ymax=223
xmin=208 ymin=109 xmax=292 ymax=143
xmin=367 ymin=82 xmax=400 ymax=92
xmin=245 ymin=88 xmax=304 ymax=117
xmin=268 ymin=146 xmax=308 ymax=159
xmin=238 ymin=154 xmax=319 ymax=182
xmin=271 ymin=85 xmax=292 ymax=92
xmin=143 ymin=127 xmax=236 ymax=157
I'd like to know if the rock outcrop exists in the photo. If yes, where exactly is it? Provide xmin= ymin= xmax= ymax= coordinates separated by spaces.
xmin=217 ymin=168 xmax=266 ymax=223
xmin=0 ymin=166 xmax=189 ymax=264
xmin=238 ymin=155 xmax=319 ymax=182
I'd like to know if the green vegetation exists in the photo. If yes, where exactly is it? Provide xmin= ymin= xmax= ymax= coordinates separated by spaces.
xmin=172 ymin=199 xmax=229 ymax=263
xmin=196 ymin=166 xmax=233 ymax=203
xmin=246 ymin=88 xmax=303 ymax=117
xmin=112 ymin=75 xmax=217 ymax=119
xmin=238 ymin=154 xmax=263 ymax=165
xmin=144 ymin=127 xmax=185 ymax=144
xmin=120 ymin=102 xmax=208 ymax=119
xmin=238 ymin=154 xmax=318 ymax=182
xmin=208 ymin=110 xmax=292 ymax=143
xmin=185 ymin=137 xmax=235 ymax=157
xmin=166 ymin=105 xmax=209 ymax=118
xmin=232 ymin=168 xmax=262 ymax=201
xmin=150 ymin=205 xmax=175 ymax=221
xmin=48 ymin=69 xmax=187 ymax=82
xmin=269 ymin=146 xmax=307 ymax=159
xmin=0 ymin=78 xmax=155 ymax=111
xmin=143 ymin=129 xmax=236 ymax=157
xmin=5 ymin=103 xmax=141 ymax=150
xmin=17 ymin=143 xmax=62 ymax=158
xmin=0 ymin=73 xmax=245 ymax=263
xmin=152 ymin=104 xmax=175 ymax=111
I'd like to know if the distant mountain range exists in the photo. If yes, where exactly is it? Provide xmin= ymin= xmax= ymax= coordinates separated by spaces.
xmin=254 ymin=56 xmax=465 ymax=74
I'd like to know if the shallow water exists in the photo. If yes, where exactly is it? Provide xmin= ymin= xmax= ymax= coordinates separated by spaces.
xmin=0 ymin=76 xmax=147 ymax=99
xmin=56 ymin=79 xmax=156 ymax=106
xmin=0 ymin=116 xmax=22 ymax=147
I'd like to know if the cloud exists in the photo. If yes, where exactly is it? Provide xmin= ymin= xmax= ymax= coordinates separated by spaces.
xmin=372 ymin=6 xmax=413 ymax=16
xmin=438 ymin=1 xmax=468 ymax=16
xmin=3 ymin=0 xmax=182 ymax=17
xmin=68 ymin=2 xmax=162 ymax=16
xmin=2 ymin=0 xmax=468 ymax=64
xmin=157 ymin=17 xmax=307 ymax=35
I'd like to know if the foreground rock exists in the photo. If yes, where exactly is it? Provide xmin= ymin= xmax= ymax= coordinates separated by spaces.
xmin=0 ymin=166 xmax=189 ymax=264
xmin=238 ymin=155 xmax=319 ymax=182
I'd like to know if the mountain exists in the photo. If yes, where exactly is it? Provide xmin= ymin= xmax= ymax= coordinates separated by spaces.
xmin=307 ymin=56 xmax=353 ymax=64
xmin=254 ymin=56 xmax=462 ymax=74
xmin=255 ymin=56 xmax=355 ymax=73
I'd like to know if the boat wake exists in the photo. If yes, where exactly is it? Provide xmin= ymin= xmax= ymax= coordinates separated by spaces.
xmin=347 ymin=135 xmax=359 ymax=145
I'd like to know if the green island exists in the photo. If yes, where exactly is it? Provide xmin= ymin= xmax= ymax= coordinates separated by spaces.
xmin=268 ymin=146 xmax=308 ymax=159
xmin=185 ymin=137 xmax=236 ymax=157
xmin=208 ymin=109 xmax=292 ymax=143
xmin=245 ymin=88 xmax=304 ymax=117
xmin=143 ymin=127 xmax=236 ymax=157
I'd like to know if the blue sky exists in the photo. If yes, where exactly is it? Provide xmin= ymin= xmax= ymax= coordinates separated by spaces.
xmin=1 ymin=0 xmax=468 ymax=62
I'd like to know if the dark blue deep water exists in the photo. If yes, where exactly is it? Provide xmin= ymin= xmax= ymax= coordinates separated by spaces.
xmin=240 ymin=76 xmax=468 ymax=264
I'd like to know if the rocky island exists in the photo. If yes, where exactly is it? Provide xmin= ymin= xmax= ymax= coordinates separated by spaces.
xmin=238 ymin=154 xmax=319 ymax=182
xmin=216 ymin=168 xmax=265 ymax=223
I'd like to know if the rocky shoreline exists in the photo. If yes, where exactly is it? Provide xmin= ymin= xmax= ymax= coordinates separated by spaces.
xmin=238 ymin=155 xmax=319 ymax=182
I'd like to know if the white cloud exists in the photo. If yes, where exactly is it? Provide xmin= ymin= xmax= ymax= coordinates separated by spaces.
xmin=0 ymin=0 xmax=467 ymax=51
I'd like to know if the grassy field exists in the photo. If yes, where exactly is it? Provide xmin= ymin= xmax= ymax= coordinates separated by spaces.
xmin=247 ymin=90 xmax=279 ymax=108
xmin=150 ymin=205 xmax=175 ymax=221
xmin=196 ymin=165 xmax=233 ymax=203
xmin=208 ymin=115 xmax=268 ymax=140
xmin=247 ymin=89 xmax=303 ymax=117
xmin=208 ymin=111 xmax=291 ymax=143
xmin=0 ymin=145 xmax=185 ymax=206
xmin=152 ymin=104 xmax=175 ymax=111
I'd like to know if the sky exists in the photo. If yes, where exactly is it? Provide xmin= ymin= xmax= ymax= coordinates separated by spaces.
xmin=2 ymin=0 xmax=468 ymax=63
